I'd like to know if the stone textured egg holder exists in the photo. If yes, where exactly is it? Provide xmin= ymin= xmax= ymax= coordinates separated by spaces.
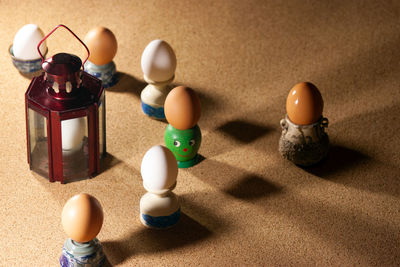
xmin=59 ymin=238 xmax=105 ymax=267
xmin=279 ymin=115 xmax=329 ymax=166
xmin=84 ymin=60 xmax=118 ymax=88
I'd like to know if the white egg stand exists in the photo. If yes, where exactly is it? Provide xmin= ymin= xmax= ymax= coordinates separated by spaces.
xmin=140 ymin=145 xmax=180 ymax=229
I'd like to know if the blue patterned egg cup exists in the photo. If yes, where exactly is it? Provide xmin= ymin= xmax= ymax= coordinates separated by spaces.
xmin=141 ymin=101 xmax=166 ymax=120
xmin=9 ymin=45 xmax=46 ymax=74
xmin=141 ymin=208 xmax=181 ymax=229
xmin=84 ymin=60 xmax=118 ymax=88
xmin=60 ymin=238 xmax=105 ymax=267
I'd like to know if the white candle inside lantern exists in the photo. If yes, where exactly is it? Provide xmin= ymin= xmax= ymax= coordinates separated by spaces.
xmin=61 ymin=117 xmax=86 ymax=151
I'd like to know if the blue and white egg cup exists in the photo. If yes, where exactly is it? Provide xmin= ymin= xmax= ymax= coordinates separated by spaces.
xmin=9 ymin=45 xmax=46 ymax=74
xmin=84 ymin=60 xmax=118 ymax=88
xmin=59 ymin=238 xmax=105 ymax=267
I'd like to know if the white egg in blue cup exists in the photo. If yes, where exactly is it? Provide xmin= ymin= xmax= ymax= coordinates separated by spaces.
xmin=9 ymin=24 xmax=48 ymax=74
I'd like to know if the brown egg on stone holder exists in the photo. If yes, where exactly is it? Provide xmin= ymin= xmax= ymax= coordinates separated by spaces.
xmin=279 ymin=82 xmax=329 ymax=166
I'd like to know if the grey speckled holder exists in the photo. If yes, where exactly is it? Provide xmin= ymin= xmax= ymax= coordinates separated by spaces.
xmin=279 ymin=115 xmax=329 ymax=166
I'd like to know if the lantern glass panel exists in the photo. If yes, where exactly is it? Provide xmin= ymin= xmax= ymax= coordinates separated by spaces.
xmin=61 ymin=116 xmax=89 ymax=181
xmin=28 ymin=108 xmax=49 ymax=178
xmin=99 ymin=92 xmax=106 ymax=158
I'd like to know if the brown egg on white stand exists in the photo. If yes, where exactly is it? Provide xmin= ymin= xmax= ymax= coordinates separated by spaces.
xmin=59 ymin=193 xmax=106 ymax=266
xmin=279 ymin=82 xmax=329 ymax=166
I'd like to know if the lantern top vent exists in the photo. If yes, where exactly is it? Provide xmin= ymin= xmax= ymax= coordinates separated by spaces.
xmin=43 ymin=53 xmax=82 ymax=76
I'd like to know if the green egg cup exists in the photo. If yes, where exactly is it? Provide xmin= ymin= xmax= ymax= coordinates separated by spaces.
xmin=165 ymin=124 xmax=202 ymax=168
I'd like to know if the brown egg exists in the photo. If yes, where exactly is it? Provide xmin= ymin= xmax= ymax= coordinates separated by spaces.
xmin=164 ymin=86 xmax=201 ymax=130
xmin=286 ymin=82 xmax=324 ymax=125
xmin=84 ymin=27 xmax=117 ymax=65
xmin=61 ymin=193 xmax=104 ymax=243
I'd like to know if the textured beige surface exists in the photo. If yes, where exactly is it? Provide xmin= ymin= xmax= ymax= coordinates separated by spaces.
xmin=0 ymin=0 xmax=399 ymax=266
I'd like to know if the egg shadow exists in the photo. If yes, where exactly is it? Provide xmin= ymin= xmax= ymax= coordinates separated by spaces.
xmin=189 ymin=158 xmax=283 ymax=200
xmin=106 ymin=72 xmax=145 ymax=98
xmin=216 ymin=119 xmax=272 ymax=143
xmin=102 ymin=212 xmax=213 ymax=265
xmin=303 ymin=104 xmax=400 ymax=197
xmin=302 ymin=145 xmax=369 ymax=178
xmin=224 ymin=174 xmax=283 ymax=200
xmin=196 ymin=153 xmax=206 ymax=165
xmin=268 ymin=191 xmax=400 ymax=265
xmin=199 ymin=119 xmax=273 ymax=159
xmin=103 ymin=258 xmax=113 ymax=267
xmin=196 ymin=90 xmax=223 ymax=127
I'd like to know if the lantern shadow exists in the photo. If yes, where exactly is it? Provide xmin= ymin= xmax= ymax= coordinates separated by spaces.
xmin=100 ymin=153 xmax=122 ymax=173
xmin=102 ymin=212 xmax=213 ymax=265
xmin=107 ymin=72 xmax=145 ymax=98
xmin=62 ymin=153 xmax=122 ymax=184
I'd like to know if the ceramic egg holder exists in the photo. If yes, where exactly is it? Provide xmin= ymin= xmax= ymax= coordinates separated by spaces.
xmin=9 ymin=24 xmax=48 ymax=74
xmin=165 ymin=124 xmax=202 ymax=168
xmin=140 ymin=146 xmax=180 ymax=229
xmin=141 ymin=74 xmax=174 ymax=119
xmin=60 ymin=238 xmax=105 ymax=267
xmin=140 ymin=183 xmax=180 ymax=229
xmin=60 ymin=193 xmax=105 ymax=267
xmin=279 ymin=115 xmax=329 ymax=166
xmin=83 ymin=27 xmax=119 ymax=88
xmin=279 ymin=82 xmax=330 ymax=166
xmin=9 ymin=45 xmax=48 ymax=74
xmin=84 ymin=60 xmax=118 ymax=88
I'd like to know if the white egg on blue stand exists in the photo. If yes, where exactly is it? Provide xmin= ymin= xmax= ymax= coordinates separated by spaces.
xmin=9 ymin=24 xmax=48 ymax=73
xmin=140 ymin=40 xmax=177 ymax=120
xmin=140 ymin=145 xmax=180 ymax=229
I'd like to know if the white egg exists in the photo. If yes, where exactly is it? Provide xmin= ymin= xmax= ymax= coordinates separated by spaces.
xmin=13 ymin=24 xmax=47 ymax=60
xmin=61 ymin=117 xmax=86 ymax=151
xmin=141 ymin=145 xmax=178 ymax=191
xmin=141 ymin=40 xmax=176 ymax=82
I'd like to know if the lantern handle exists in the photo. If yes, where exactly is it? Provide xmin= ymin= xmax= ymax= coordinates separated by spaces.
xmin=37 ymin=24 xmax=90 ymax=71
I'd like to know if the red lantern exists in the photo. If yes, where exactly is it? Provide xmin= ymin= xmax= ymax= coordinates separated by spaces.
xmin=25 ymin=25 xmax=106 ymax=183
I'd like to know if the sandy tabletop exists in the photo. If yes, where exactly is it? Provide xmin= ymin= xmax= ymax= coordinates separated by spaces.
xmin=0 ymin=0 xmax=399 ymax=266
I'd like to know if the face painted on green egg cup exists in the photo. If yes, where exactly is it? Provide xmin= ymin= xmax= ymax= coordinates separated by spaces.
xmin=165 ymin=124 xmax=202 ymax=163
